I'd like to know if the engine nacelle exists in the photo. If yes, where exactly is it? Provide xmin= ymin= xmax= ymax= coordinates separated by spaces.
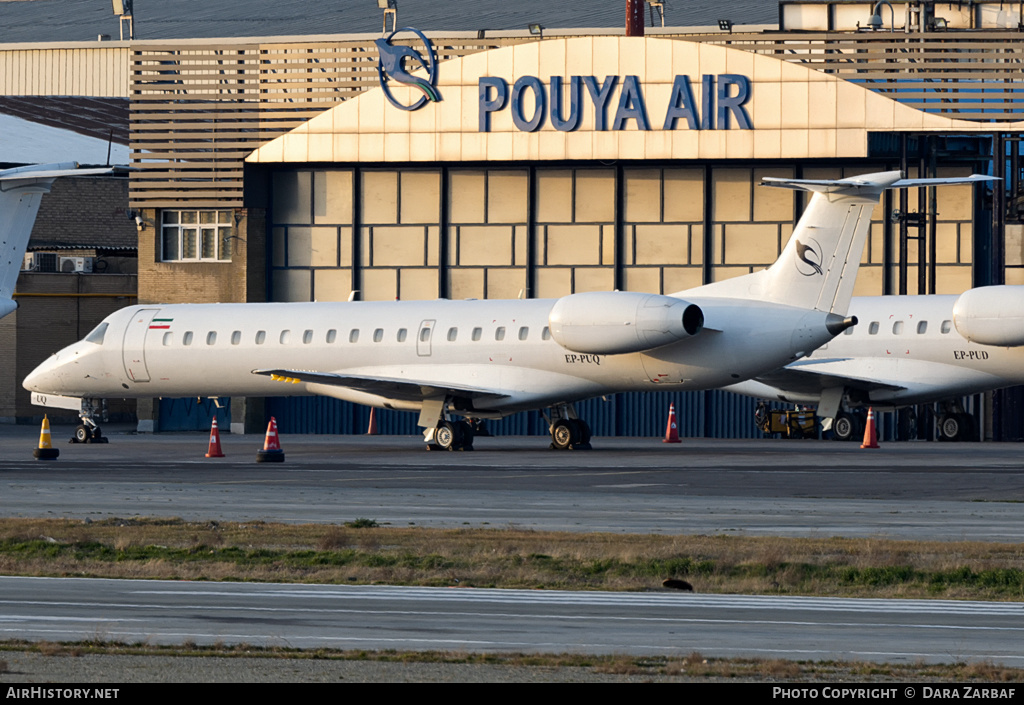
xmin=953 ymin=285 xmax=1024 ymax=347
xmin=548 ymin=291 xmax=703 ymax=355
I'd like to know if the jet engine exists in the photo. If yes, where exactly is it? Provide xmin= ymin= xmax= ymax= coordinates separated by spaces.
xmin=953 ymin=285 xmax=1024 ymax=347
xmin=548 ymin=291 xmax=704 ymax=355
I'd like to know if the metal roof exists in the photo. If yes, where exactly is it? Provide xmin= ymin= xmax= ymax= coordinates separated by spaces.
xmin=0 ymin=0 xmax=777 ymax=43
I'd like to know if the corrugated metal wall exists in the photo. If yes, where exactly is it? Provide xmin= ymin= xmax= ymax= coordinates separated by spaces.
xmin=266 ymin=390 xmax=771 ymax=438
xmin=0 ymin=46 xmax=129 ymax=97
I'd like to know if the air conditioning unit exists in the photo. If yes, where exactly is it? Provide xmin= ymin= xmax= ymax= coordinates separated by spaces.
xmin=59 ymin=256 xmax=94 ymax=273
xmin=23 ymin=252 xmax=59 ymax=272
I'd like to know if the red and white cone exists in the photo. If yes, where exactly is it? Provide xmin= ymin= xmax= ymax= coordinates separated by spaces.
xmin=367 ymin=407 xmax=378 ymax=435
xmin=256 ymin=416 xmax=285 ymax=463
xmin=663 ymin=402 xmax=681 ymax=443
xmin=205 ymin=417 xmax=225 ymax=458
xmin=860 ymin=407 xmax=880 ymax=449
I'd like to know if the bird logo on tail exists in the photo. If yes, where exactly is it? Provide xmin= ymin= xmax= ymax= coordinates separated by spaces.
xmin=376 ymin=28 xmax=441 ymax=111
xmin=795 ymin=239 xmax=823 ymax=277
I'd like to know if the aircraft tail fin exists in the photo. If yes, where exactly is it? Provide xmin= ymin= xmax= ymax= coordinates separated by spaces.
xmin=685 ymin=172 xmax=996 ymax=316
xmin=0 ymin=163 xmax=116 ymax=314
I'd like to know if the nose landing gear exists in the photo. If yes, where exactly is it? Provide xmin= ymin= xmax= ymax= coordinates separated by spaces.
xmin=70 ymin=399 xmax=108 ymax=444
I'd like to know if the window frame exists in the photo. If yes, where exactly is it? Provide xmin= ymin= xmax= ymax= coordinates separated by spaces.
xmin=160 ymin=209 xmax=234 ymax=262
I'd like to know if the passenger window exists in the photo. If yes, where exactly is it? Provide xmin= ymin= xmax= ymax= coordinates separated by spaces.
xmin=183 ymin=331 xmax=193 ymax=346
xmin=206 ymin=331 xmax=217 ymax=345
xmin=843 ymin=326 xmax=854 ymax=335
xmin=397 ymin=328 xmax=407 ymax=342
xmin=542 ymin=327 xmax=551 ymax=340
xmin=868 ymin=322 xmax=879 ymax=335
xmin=892 ymin=321 xmax=904 ymax=335
xmin=85 ymin=322 xmax=108 ymax=345
xmin=495 ymin=326 xmax=506 ymax=341
xmin=350 ymin=329 xmax=360 ymax=343
xmin=447 ymin=327 xmax=458 ymax=342
xmin=917 ymin=321 xmax=927 ymax=334
xmin=303 ymin=329 xmax=313 ymax=344
xmin=519 ymin=326 xmax=529 ymax=341
xmin=162 ymin=331 xmax=173 ymax=346
xmin=255 ymin=330 xmax=266 ymax=345
xmin=941 ymin=320 xmax=952 ymax=334
xmin=326 ymin=329 xmax=337 ymax=344
xmin=373 ymin=328 xmax=383 ymax=342
xmin=231 ymin=331 xmax=241 ymax=345
xmin=420 ymin=327 xmax=430 ymax=342
xmin=280 ymin=330 xmax=291 ymax=344
xmin=472 ymin=327 xmax=482 ymax=341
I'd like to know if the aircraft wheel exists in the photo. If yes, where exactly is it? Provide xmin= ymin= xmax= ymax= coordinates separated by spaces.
xmin=435 ymin=421 xmax=464 ymax=451
xmin=832 ymin=413 xmax=856 ymax=442
xmin=957 ymin=413 xmax=976 ymax=441
xmin=458 ymin=421 xmax=475 ymax=450
xmin=938 ymin=414 xmax=962 ymax=442
xmin=551 ymin=420 xmax=576 ymax=450
xmin=576 ymin=420 xmax=592 ymax=446
xmin=74 ymin=424 xmax=92 ymax=443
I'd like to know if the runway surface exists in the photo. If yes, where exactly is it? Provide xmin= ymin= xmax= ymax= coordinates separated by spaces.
xmin=3 ymin=425 xmax=1023 ymax=665
xmin=2 ymin=576 xmax=1022 ymax=665
xmin=2 ymin=425 xmax=1023 ymax=541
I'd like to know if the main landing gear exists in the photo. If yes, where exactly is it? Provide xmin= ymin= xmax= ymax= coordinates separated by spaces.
xmin=546 ymin=404 xmax=592 ymax=450
xmin=426 ymin=418 xmax=476 ymax=451
xmin=70 ymin=399 xmax=108 ymax=444
xmin=937 ymin=402 xmax=976 ymax=442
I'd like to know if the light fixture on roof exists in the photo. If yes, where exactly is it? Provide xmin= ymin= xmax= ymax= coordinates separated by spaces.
xmin=111 ymin=0 xmax=134 ymax=41
xmin=377 ymin=0 xmax=397 ymax=35
xmin=528 ymin=23 xmax=544 ymax=39
xmin=867 ymin=1 xmax=895 ymax=32
xmin=717 ymin=19 xmax=733 ymax=33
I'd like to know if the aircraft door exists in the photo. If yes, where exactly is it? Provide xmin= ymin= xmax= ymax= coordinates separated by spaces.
xmin=122 ymin=308 xmax=160 ymax=382
xmin=417 ymin=319 xmax=435 ymax=357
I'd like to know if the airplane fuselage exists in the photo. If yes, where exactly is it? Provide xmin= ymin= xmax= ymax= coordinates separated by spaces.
xmin=25 ymin=296 xmax=834 ymax=417
xmin=729 ymin=294 xmax=1024 ymax=409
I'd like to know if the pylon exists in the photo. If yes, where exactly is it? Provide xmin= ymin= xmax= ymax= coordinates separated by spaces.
xmin=33 ymin=415 xmax=59 ymax=460
xmin=860 ymin=407 xmax=880 ymax=449
xmin=663 ymin=402 xmax=681 ymax=443
xmin=205 ymin=417 xmax=225 ymax=457
xmin=366 ymin=407 xmax=378 ymax=435
xmin=256 ymin=416 xmax=285 ymax=463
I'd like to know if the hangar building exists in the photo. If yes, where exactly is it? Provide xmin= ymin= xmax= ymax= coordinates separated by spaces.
xmin=3 ymin=0 xmax=1023 ymax=440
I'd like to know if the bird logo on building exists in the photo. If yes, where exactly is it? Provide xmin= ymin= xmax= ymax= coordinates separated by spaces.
xmin=375 ymin=28 xmax=441 ymax=111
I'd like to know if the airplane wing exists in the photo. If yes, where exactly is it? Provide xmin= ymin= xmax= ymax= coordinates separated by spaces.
xmin=252 ymin=368 xmax=511 ymax=403
xmin=750 ymin=358 xmax=907 ymax=396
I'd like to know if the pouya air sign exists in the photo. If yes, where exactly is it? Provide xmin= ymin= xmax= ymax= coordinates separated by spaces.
xmin=478 ymin=74 xmax=753 ymax=133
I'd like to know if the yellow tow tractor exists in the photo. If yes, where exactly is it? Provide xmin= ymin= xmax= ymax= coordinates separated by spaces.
xmin=754 ymin=402 xmax=819 ymax=439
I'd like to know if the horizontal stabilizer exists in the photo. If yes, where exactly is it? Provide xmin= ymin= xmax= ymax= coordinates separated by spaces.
xmin=762 ymin=172 xmax=997 ymax=195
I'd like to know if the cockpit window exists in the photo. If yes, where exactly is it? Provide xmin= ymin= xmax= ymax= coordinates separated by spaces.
xmin=84 ymin=322 xmax=108 ymax=345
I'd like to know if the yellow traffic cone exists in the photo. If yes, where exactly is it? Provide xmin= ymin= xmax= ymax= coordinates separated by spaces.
xmin=33 ymin=415 xmax=59 ymax=460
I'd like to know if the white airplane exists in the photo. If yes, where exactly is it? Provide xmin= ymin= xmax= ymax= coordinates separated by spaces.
xmin=23 ymin=171 xmax=993 ymax=449
xmin=727 ymin=285 xmax=1024 ymax=442
xmin=1 ymin=162 xmax=116 ymax=320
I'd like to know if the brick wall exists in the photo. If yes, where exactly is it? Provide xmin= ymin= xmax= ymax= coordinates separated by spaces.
xmin=31 ymin=177 xmax=135 ymax=250
xmin=5 ymin=273 xmax=137 ymax=423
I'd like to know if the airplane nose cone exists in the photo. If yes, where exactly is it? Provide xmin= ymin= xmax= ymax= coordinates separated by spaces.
xmin=23 ymin=354 xmax=64 ymax=394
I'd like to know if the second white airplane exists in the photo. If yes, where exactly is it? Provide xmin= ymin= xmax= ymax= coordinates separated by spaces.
xmin=729 ymin=285 xmax=1024 ymax=442
xmin=24 ymin=171 xmax=992 ymax=449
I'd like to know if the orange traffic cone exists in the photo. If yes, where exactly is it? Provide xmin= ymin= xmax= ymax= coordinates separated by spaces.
xmin=257 ymin=416 xmax=285 ymax=463
xmin=33 ymin=415 xmax=59 ymax=460
xmin=205 ymin=417 xmax=225 ymax=457
xmin=367 ymin=407 xmax=378 ymax=435
xmin=663 ymin=402 xmax=681 ymax=443
xmin=860 ymin=407 xmax=880 ymax=449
